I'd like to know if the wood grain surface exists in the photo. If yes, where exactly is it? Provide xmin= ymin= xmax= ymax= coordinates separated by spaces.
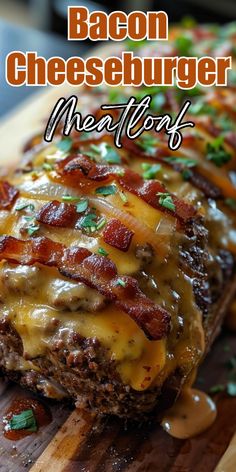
xmin=0 ymin=330 xmax=235 ymax=472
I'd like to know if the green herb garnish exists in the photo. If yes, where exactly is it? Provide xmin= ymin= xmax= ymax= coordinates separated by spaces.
xmin=175 ymin=35 xmax=193 ymax=55
xmin=225 ymin=198 xmax=236 ymax=211
xmin=104 ymin=146 xmax=121 ymax=165
xmin=27 ymin=225 xmax=40 ymax=236
xmin=217 ymin=115 xmax=235 ymax=132
xmin=96 ymin=218 xmax=107 ymax=231
xmin=126 ymin=38 xmax=147 ymax=50
xmin=95 ymin=185 xmax=117 ymax=196
xmin=62 ymin=195 xmax=80 ymax=203
xmin=89 ymin=144 xmax=101 ymax=154
xmin=98 ymin=247 xmax=109 ymax=256
xmin=190 ymin=101 xmax=215 ymax=116
xmin=209 ymin=384 xmax=225 ymax=394
xmin=141 ymin=163 xmax=161 ymax=179
xmin=116 ymin=278 xmax=127 ymax=288
xmin=57 ymin=137 xmax=73 ymax=153
xmin=157 ymin=192 xmax=176 ymax=212
xmin=182 ymin=169 xmax=193 ymax=181
xmin=227 ymin=382 xmax=236 ymax=397
xmin=109 ymin=89 xmax=126 ymax=104
xmin=182 ymin=169 xmax=192 ymax=180
xmin=76 ymin=199 xmax=89 ymax=213
xmin=164 ymin=156 xmax=197 ymax=168
xmin=15 ymin=203 xmax=35 ymax=212
xmin=150 ymin=93 xmax=166 ymax=112
xmin=80 ymin=213 xmax=97 ymax=229
xmin=9 ymin=409 xmax=37 ymax=432
xmin=119 ymin=191 xmax=128 ymax=204
xmin=206 ymin=137 xmax=231 ymax=167
xmin=42 ymin=162 xmax=54 ymax=171
xmin=136 ymin=134 xmax=158 ymax=155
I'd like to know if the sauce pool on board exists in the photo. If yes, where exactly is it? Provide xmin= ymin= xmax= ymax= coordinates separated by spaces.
xmin=161 ymin=388 xmax=217 ymax=439
xmin=3 ymin=397 xmax=52 ymax=441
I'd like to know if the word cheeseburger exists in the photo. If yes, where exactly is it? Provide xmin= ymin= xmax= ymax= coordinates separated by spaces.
xmin=6 ymin=8 xmax=231 ymax=89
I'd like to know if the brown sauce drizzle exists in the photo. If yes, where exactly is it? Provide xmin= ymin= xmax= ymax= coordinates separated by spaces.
xmin=3 ymin=398 xmax=52 ymax=441
xmin=161 ymin=388 xmax=217 ymax=439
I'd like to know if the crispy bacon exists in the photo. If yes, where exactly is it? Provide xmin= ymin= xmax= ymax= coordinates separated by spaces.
xmin=122 ymin=136 xmax=222 ymax=200
xmin=103 ymin=218 xmax=134 ymax=252
xmin=188 ymin=170 xmax=222 ymax=199
xmin=0 ymin=235 xmax=170 ymax=340
xmin=37 ymin=201 xmax=78 ymax=227
xmin=0 ymin=181 xmax=19 ymax=210
xmin=55 ymin=155 xmax=196 ymax=223
xmin=37 ymin=201 xmax=135 ymax=253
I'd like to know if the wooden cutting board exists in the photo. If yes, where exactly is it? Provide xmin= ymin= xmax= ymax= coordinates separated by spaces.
xmin=0 ymin=46 xmax=236 ymax=472
xmin=0 ymin=331 xmax=235 ymax=472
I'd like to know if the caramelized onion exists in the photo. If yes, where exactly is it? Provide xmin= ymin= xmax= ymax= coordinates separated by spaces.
xmin=0 ymin=235 xmax=171 ymax=340
xmin=90 ymin=197 xmax=174 ymax=257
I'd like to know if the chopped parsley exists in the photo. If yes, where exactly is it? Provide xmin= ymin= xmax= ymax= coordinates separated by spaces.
xmin=141 ymin=163 xmax=161 ymax=179
xmin=209 ymin=384 xmax=225 ymax=394
xmin=98 ymin=247 xmax=109 ymax=256
xmin=116 ymin=278 xmax=127 ymax=288
xmin=227 ymin=382 xmax=236 ymax=397
xmin=76 ymin=199 xmax=89 ymax=213
xmin=89 ymin=144 xmax=101 ymax=154
xmin=80 ymin=213 xmax=97 ymax=229
xmin=217 ymin=115 xmax=235 ymax=132
xmin=79 ymin=131 xmax=92 ymax=141
xmin=206 ymin=137 xmax=231 ymax=167
xmin=95 ymin=185 xmax=117 ymax=196
xmin=62 ymin=195 xmax=80 ymax=203
xmin=109 ymin=89 xmax=126 ymax=104
xmin=119 ymin=191 xmax=128 ymax=204
xmin=164 ymin=156 xmax=197 ymax=168
xmin=42 ymin=162 xmax=54 ymax=171
xmin=83 ymin=143 xmax=121 ymax=164
xmin=135 ymin=86 xmax=168 ymax=102
xmin=96 ymin=218 xmax=107 ymax=230
xmin=182 ymin=169 xmax=193 ymax=181
xmin=27 ymin=224 xmax=40 ymax=236
xmin=83 ymin=150 xmax=98 ymax=160
xmin=103 ymin=145 xmax=121 ymax=165
xmin=175 ymin=35 xmax=193 ymax=56
xmin=225 ymin=198 xmax=236 ymax=211
xmin=157 ymin=192 xmax=176 ymax=212
xmin=150 ymin=93 xmax=166 ymax=112
xmin=190 ymin=101 xmax=215 ymax=116
xmin=125 ymin=38 xmax=147 ymax=50
xmin=57 ymin=137 xmax=73 ymax=153
xmin=9 ymin=409 xmax=37 ymax=432
xmin=79 ymin=212 xmax=106 ymax=233
xmin=210 ymin=353 xmax=236 ymax=397
xmin=15 ymin=203 xmax=35 ymax=212
xmin=136 ymin=134 xmax=158 ymax=155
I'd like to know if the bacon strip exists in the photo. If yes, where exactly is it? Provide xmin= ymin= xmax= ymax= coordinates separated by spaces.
xmin=122 ymin=137 xmax=222 ymax=199
xmin=0 ymin=236 xmax=170 ymax=340
xmin=37 ymin=201 xmax=78 ymax=228
xmin=55 ymin=155 xmax=196 ymax=223
xmin=103 ymin=218 xmax=134 ymax=252
xmin=0 ymin=181 xmax=19 ymax=210
xmin=37 ymin=201 xmax=135 ymax=252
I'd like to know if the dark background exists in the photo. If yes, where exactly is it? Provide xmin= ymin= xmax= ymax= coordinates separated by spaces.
xmin=0 ymin=0 xmax=235 ymax=117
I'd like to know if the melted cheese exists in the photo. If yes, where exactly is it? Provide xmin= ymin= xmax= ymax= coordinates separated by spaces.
xmin=9 ymin=301 xmax=166 ymax=391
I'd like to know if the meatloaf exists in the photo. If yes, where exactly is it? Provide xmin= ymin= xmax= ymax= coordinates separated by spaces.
xmin=0 ymin=22 xmax=236 ymax=419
